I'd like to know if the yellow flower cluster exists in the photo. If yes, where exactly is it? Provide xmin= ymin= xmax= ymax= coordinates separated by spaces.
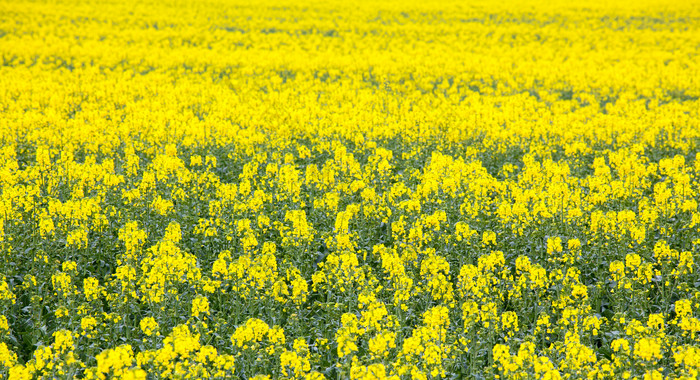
xmin=0 ymin=0 xmax=699 ymax=379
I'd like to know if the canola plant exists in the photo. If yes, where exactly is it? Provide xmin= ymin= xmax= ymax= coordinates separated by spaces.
xmin=0 ymin=0 xmax=700 ymax=378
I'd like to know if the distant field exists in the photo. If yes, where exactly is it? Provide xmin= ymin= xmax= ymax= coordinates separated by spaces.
xmin=0 ymin=0 xmax=699 ymax=378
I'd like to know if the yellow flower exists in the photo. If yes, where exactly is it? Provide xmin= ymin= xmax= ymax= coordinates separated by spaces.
xmin=501 ymin=311 xmax=519 ymax=337
xmin=80 ymin=316 xmax=98 ymax=338
xmin=83 ymin=277 xmax=103 ymax=302
xmin=191 ymin=296 xmax=210 ymax=318
xmin=0 ymin=342 xmax=18 ymax=368
xmin=634 ymin=337 xmax=662 ymax=362
xmin=482 ymin=230 xmax=497 ymax=246
xmin=139 ymin=317 xmax=159 ymax=337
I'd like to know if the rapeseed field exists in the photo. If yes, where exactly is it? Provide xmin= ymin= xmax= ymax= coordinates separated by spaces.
xmin=1 ymin=0 xmax=700 ymax=378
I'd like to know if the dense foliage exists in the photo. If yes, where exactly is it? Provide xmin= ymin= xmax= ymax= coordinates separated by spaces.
xmin=1 ymin=0 xmax=700 ymax=378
